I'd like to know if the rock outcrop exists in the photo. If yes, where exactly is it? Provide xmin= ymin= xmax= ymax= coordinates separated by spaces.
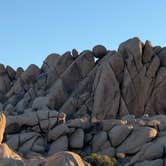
xmin=0 ymin=37 xmax=166 ymax=165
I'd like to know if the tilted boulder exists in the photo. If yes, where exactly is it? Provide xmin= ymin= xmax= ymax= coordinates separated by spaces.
xmin=117 ymin=126 xmax=157 ymax=154
xmin=92 ymin=54 xmax=121 ymax=120
xmin=108 ymin=124 xmax=133 ymax=147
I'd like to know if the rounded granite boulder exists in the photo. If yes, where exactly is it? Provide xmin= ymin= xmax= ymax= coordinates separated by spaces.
xmin=92 ymin=45 xmax=107 ymax=58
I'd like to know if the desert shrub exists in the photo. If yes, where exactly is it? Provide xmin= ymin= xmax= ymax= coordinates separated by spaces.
xmin=86 ymin=153 xmax=117 ymax=166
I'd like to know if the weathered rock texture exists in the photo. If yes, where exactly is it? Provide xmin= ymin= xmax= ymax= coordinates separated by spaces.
xmin=0 ymin=37 xmax=166 ymax=165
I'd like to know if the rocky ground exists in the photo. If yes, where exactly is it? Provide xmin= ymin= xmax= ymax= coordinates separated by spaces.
xmin=0 ymin=37 xmax=166 ymax=165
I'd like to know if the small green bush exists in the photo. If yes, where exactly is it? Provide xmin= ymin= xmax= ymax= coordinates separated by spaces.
xmin=86 ymin=153 xmax=117 ymax=166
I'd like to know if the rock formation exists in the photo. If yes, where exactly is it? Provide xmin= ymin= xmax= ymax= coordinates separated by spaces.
xmin=0 ymin=37 xmax=166 ymax=165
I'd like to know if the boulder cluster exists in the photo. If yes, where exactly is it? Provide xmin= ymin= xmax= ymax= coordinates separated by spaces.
xmin=0 ymin=37 xmax=166 ymax=165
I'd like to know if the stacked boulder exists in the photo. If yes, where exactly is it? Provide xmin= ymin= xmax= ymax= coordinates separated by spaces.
xmin=0 ymin=37 xmax=166 ymax=165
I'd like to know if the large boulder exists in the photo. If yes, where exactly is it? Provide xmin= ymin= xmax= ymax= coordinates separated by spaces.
xmin=72 ymin=49 xmax=79 ymax=58
xmin=92 ymin=45 xmax=107 ymax=58
xmin=118 ymin=37 xmax=143 ymax=73
xmin=142 ymin=40 xmax=153 ymax=64
xmin=69 ymin=128 xmax=84 ymax=149
xmin=6 ymin=65 xmax=16 ymax=80
xmin=6 ymin=132 xmax=41 ymax=155
xmin=42 ymin=52 xmax=74 ymax=75
xmin=47 ymin=79 xmax=68 ymax=110
xmin=48 ymin=136 xmax=68 ymax=156
xmin=48 ymin=124 xmax=70 ymax=141
xmin=92 ymin=54 xmax=121 ymax=120
xmin=92 ymin=131 xmax=107 ymax=153
xmin=108 ymin=124 xmax=133 ymax=147
xmin=32 ymin=96 xmax=50 ymax=110
xmin=117 ymin=37 xmax=162 ymax=117
xmin=21 ymin=64 xmax=40 ymax=83
xmin=130 ymin=136 xmax=166 ymax=164
xmin=145 ymin=67 xmax=166 ymax=115
xmin=117 ymin=127 xmax=157 ymax=154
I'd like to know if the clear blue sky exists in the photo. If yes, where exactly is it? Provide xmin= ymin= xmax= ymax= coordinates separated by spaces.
xmin=0 ymin=0 xmax=165 ymax=69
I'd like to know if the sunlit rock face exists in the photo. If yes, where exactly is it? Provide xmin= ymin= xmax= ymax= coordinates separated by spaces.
xmin=0 ymin=37 xmax=166 ymax=165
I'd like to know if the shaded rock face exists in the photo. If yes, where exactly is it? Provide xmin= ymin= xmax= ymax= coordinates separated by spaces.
xmin=0 ymin=37 xmax=166 ymax=165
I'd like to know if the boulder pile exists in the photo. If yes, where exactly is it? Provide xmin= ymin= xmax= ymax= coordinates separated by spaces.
xmin=0 ymin=37 xmax=166 ymax=165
